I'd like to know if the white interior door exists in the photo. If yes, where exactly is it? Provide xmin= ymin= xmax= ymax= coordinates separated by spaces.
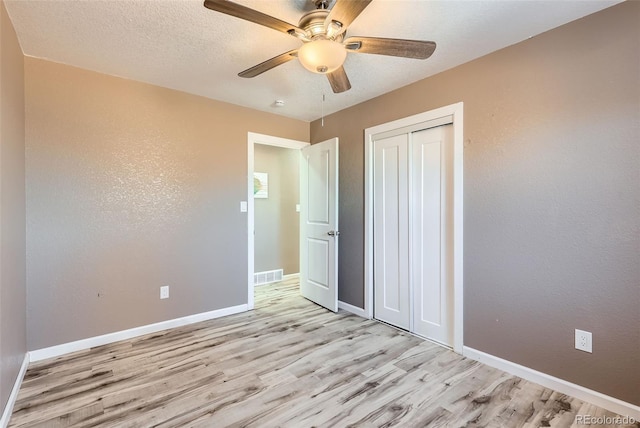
xmin=300 ymin=138 xmax=339 ymax=312
xmin=411 ymin=125 xmax=454 ymax=346
xmin=373 ymin=134 xmax=410 ymax=330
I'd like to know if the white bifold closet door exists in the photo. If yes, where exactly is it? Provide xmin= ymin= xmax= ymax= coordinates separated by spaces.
xmin=373 ymin=133 xmax=411 ymax=330
xmin=373 ymin=123 xmax=454 ymax=347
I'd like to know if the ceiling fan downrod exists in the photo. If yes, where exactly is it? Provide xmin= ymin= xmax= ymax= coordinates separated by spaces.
xmin=314 ymin=0 xmax=331 ymax=10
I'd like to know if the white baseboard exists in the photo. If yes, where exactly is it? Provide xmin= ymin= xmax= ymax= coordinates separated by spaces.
xmin=463 ymin=346 xmax=640 ymax=420
xmin=29 ymin=304 xmax=248 ymax=362
xmin=0 ymin=353 xmax=29 ymax=428
xmin=338 ymin=300 xmax=368 ymax=319
xmin=282 ymin=273 xmax=300 ymax=280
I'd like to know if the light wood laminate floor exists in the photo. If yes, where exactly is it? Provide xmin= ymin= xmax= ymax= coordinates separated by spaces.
xmin=9 ymin=278 xmax=635 ymax=427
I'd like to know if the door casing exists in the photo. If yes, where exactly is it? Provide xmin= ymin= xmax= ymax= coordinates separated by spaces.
xmin=364 ymin=103 xmax=464 ymax=353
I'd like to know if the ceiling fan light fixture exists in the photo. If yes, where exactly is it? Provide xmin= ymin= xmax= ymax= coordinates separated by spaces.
xmin=298 ymin=39 xmax=346 ymax=74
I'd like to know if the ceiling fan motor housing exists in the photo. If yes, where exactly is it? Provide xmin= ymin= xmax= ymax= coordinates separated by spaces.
xmin=298 ymin=9 xmax=343 ymax=42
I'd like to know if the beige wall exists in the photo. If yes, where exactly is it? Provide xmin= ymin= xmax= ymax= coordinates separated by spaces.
xmin=254 ymin=144 xmax=299 ymax=275
xmin=0 ymin=0 xmax=26 ymax=413
xmin=311 ymin=2 xmax=639 ymax=406
xmin=25 ymin=58 xmax=308 ymax=350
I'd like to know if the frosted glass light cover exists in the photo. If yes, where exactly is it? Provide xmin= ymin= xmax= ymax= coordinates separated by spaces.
xmin=298 ymin=40 xmax=347 ymax=74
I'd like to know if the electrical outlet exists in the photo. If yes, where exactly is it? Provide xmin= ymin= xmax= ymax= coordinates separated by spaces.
xmin=160 ymin=285 xmax=169 ymax=299
xmin=575 ymin=329 xmax=592 ymax=353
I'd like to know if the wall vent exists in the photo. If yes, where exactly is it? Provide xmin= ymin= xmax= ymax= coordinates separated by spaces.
xmin=254 ymin=269 xmax=284 ymax=286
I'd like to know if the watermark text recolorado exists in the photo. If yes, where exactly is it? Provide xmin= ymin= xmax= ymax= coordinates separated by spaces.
xmin=575 ymin=415 xmax=636 ymax=425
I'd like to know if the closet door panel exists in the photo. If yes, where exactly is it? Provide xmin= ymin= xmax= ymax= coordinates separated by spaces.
xmin=373 ymin=134 xmax=410 ymax=330
xmin=411 ymin=125 xmax=454 ymax=346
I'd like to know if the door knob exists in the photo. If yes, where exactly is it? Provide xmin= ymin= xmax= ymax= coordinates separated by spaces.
xmin=327 ymin=230 xmax=340 ymax=236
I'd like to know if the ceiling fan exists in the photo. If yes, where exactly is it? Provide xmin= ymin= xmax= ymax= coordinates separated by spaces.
xmin=203 ymin=0 xmax=436 ymax=93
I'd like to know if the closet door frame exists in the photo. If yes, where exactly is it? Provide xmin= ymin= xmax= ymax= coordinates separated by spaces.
xmin=364 ymin=102 xmax=464 ymax=354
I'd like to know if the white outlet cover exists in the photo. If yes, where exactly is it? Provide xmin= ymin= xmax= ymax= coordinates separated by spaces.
xmin=575 ymin=329 xmax=592 ymax=353
xmin=160 ymin=286 xmax=169 ymax=299
xmin=295 ymin=204 xmax=300 ymax=212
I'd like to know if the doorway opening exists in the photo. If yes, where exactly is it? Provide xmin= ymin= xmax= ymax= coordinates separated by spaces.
xmin=247 ymin=133 xmax=309 ymax=310
xmin=364 ymin=103 xmax=464 ymax=353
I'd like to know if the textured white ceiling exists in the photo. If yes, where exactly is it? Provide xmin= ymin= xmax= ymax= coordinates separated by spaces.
xmin=5 ymin=0 xmax=622 ymax=122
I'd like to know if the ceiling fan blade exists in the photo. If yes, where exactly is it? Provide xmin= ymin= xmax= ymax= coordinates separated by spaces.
xmin=324 ymin=0 xmax=372 ymax=34
xmin=204 ymin=0 xmax=305 ymax=38
xmin=238 ymin=50 xmax=298 ymax=78
xmin=344 ymin=37 xmax=436 ymax=59
xmin=327 ymin=66 xmax=351 ymax=93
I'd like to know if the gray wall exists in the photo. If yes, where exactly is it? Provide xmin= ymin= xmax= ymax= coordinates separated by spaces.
xmin=0 ymin=0 xmax=26 ymax=414
xmin=254 ymin=144 xmax=300 ymax=275
xmin=25 ymin=58 xmax=309 ymax=350
xmin=311 ymin=2 xmax=639 ymax=406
